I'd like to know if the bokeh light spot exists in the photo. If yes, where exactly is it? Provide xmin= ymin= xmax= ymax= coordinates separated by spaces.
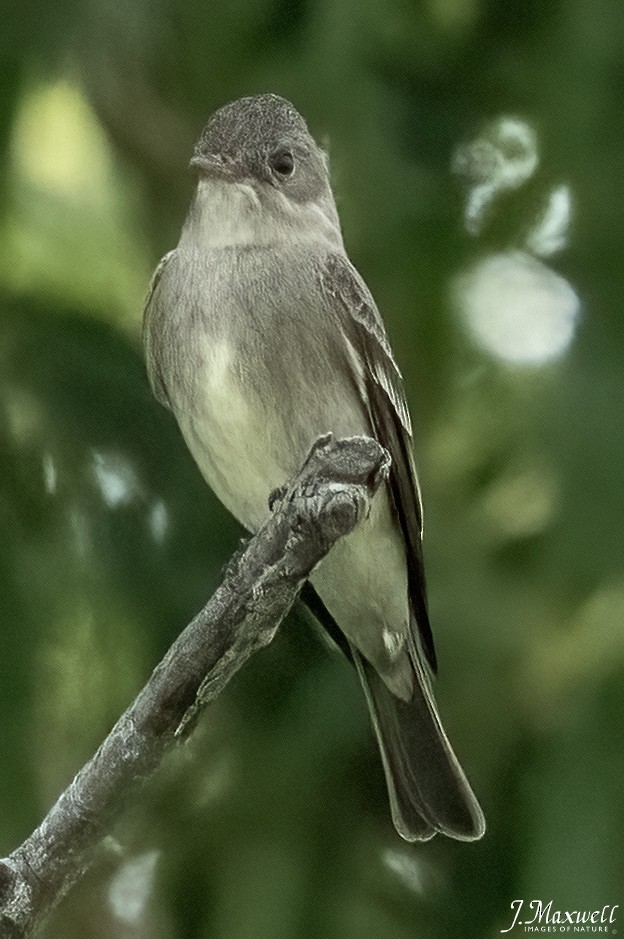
xmin=454 ymin=251 xmax=580 ymax=364
xmin=108 ymin=851 xmax=160 ymax=925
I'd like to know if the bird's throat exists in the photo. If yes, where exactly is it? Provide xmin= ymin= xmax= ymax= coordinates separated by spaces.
xmin=183 ymin=178 xmax=343 ymax=252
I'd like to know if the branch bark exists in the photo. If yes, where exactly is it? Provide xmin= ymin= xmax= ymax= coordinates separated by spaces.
xmin=0 ymin=434 xmax=389 ymax=938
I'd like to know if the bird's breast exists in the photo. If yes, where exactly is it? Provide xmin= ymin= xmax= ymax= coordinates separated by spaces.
xmin=173 ymin=332 xmax=287 ymax=531
xmin=157 ymin=243 xmax=368 ymax=532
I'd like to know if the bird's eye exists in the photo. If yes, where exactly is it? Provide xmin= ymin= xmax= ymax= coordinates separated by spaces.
xmin=270 ymin=150 xmax=295 ymax=177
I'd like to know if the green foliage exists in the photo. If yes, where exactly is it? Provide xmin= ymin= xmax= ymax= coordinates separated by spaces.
xmin=1 ymin=1 xmax=623 ymax=935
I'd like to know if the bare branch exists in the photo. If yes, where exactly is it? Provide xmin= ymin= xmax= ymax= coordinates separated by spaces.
xmin=0 ymin=434 xmax=389 ymax=938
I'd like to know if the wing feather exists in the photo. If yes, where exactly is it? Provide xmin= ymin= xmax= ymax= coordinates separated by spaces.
xmin=320 ymin=254 xmax=437 ymax=672
xmin=143 ymin=250 xmax=176 ymax=408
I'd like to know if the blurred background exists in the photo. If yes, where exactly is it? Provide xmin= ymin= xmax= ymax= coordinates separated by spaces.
xmin=1 ymin=0 xmax=623 ymax=936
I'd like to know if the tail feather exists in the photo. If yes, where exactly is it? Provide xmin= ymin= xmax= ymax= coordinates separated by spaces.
xmin=353 ymin=644 xmax=486 ymax=842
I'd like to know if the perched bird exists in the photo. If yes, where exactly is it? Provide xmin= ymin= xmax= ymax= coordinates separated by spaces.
xmin=143 ymin=94 xmax=485 ymax=841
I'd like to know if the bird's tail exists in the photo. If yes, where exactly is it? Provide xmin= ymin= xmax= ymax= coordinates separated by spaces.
xmin=352 ymin=642 xmax=486 ymax=842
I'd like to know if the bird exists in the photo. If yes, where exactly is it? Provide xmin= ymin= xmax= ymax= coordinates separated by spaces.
xmin=143 ymin=93 xmax=485 ymax=842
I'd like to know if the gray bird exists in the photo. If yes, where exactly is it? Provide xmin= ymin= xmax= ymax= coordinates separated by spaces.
xmin=143 ymin=94 xmax=485 ymax=842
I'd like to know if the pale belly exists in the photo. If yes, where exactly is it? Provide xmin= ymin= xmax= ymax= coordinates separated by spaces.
xmin=176 ymin=339 xmax=286 ymax=531
xmin=172 ymin=335 xmax=413 ymax=697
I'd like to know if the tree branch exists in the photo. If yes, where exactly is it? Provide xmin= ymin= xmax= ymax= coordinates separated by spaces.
xmin=0 ymin=434 xmax=389 ymax=938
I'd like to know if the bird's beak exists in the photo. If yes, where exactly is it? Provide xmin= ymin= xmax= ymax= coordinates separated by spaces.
xmin=189 ymin=153 xmax=241 ymax=181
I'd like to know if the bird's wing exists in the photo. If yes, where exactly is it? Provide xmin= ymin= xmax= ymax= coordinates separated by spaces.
xmin=142 ymin=250 xmax=176 ymax=408
xmin=320 ymin=253 xmax=437 ymax=673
